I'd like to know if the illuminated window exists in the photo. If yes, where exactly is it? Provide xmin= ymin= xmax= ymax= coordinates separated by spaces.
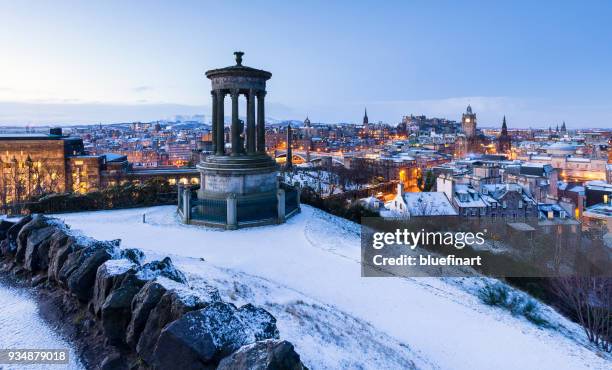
xmin=169 ymin=178 xmax=177 ymax=185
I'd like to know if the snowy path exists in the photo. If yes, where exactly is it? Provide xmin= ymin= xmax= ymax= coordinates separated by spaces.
xmin=0 ymin=281 xmax=84 ymax=370
xmin=56 ymin=205 xmax=610 ymax=370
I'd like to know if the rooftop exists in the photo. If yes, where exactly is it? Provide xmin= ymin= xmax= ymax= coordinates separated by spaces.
xmin=0 ymin=133 xmax=73 ymax=141
xmin=583 ymin=203 xmax=612 ymax=218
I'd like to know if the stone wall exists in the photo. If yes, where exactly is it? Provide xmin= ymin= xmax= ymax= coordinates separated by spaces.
xmin=0 ymin=215 xmax=305 ymax=370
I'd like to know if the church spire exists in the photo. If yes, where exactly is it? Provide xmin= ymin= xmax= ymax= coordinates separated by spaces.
xmin=363 ymin=108 xmax=369 ymax=125
xmin=497 ymin=115 xmax=511 ymax=153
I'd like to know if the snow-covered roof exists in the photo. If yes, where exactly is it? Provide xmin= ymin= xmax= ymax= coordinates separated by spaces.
xmin=585 ymin=181 xmax=612 ymax=192
xmin=454 ymin=185 xmax=487 ymax=208
xmin=546 ymin=142 xmax=576 ymax=151
xmin=566 ymin=157 xmax=591 ymax=163
xmin=359 ymin=196 xmax=382 ymax=208
xmin=402 ymin=192 xmax=458 ymax=216
xmin=583 ymin=203 xmax=612 ymax=219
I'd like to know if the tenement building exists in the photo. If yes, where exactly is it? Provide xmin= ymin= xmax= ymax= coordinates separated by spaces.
xmin=178 ymin=52 xmax=300 ymax=229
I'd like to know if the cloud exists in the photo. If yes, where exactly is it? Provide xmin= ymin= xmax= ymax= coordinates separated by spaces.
xmin=132 ymin=86 xmax=154 ymax=93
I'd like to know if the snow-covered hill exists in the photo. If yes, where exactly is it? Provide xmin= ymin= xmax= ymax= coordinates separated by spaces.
xmin=56 ymin=205 xmax=610 ymax=370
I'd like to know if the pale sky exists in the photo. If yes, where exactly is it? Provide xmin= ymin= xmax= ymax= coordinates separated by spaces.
xmin=1 ymin=0 xmax=611 ymax=128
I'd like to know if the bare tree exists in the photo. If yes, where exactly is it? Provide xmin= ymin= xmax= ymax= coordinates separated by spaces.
xmin=551 ymin=277 xmax=611 ymax=352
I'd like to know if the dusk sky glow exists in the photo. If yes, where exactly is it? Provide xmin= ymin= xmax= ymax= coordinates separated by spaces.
xmin=1 ymin=0 xmax=611 ymax=128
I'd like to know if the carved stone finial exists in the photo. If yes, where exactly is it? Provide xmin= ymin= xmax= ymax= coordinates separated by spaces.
xmin=234 ymin=51 xmax=244 ymax=66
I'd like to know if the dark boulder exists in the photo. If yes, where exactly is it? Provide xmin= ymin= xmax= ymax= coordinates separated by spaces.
xmin=48 ymin=234 xmax=80 ymax=283
xmin=0 ymin=239 xmax=12 ymax=256
xmin=101 ymin=273 xmax=147 ymax=345
xmin=99 ymin=352 xmax=129 ymax=370
xmin=58 ymin=245 xmax=88 ymax=286
xmin=121 ymin=248 xmax=144 ymax=265
xmin=15 ymin=215 xmax=52 ymax=263
xmin=237 ymin=304 xmax=279 ymax=341
xmin=217 ymin=340 xmax=305 ymax=370
xmin=92 ymin=259 xmax=137 ymax=316
xmin=23 ymin=226 xmax=57 ymax=272
xmin=136 ymin=257 xmax=187 ymax=284
xmin=150 ymin=302 xmax=279 ymax=369
xmin=58 ymin=238 xmax=118 ymax=286
xmin=6 ymin=215 xmax=32 ymax=246
xmin=65 ymin=241 xmax=119 ymax=301
xmin=31 ymin=273 xmax=48 ymax=287
xmin=0 ymin=220 xmax=15 ymax=241
xmin=136 ymin=283 xmax=213 ymax=364
xmin=126 ymin=279 xmax=168 ymax=349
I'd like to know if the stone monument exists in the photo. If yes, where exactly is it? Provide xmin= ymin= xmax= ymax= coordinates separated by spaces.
xmin=178 ymin=52 xmax=300 ymax=229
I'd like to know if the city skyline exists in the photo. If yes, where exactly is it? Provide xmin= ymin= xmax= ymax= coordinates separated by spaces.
xmin=1 ymin=1 xmax=611 ymax=128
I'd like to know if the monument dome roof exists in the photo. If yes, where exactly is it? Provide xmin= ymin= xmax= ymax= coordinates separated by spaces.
xmin=205 ymin=51 xmax=271 ymax=80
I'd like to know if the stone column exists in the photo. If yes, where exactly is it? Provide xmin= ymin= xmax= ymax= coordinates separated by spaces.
xmin=226 ymin=193 xmax=237 ymax=229
xmin=177 ymin=184 xmax=183 ymax=208
xmin=230 ymin=89 xmax=241 ymax=156
xmin=256 ymin=91 xmax=266 ymax=153
xmin=277 ymin=188 xmax=286 ymax=224
xmin=211 ymin=90 xmax=217 ymax=154
xmin=182 ymin=187 xmax=191 ymax=223
xmin=246 ymin=89 xmax=256 ymax=154
xmin=216 ymin=90 xmax=225 ymax=155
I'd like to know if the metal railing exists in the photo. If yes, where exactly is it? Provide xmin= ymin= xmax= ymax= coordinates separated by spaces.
xmin=179 ymin=183 xmax=299 ymax=228
xmin=285 ymin=187 xmax=299 ymax=215
xmin=191 ymin=198 xmax=227 ymax=223
xmin=237 ymin=193 xmax=277 ymax=223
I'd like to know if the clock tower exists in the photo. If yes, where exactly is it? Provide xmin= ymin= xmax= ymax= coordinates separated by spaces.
xmin=461 ymin=105 xmax=477 ymax=138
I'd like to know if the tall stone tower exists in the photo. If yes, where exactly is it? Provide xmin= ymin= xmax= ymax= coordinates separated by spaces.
xmin=362 ymin=108 xmax=370 ymax=137
xmin=497 ymin=116 xmax=511 ymax=154
xmin=461 ymin=105 xmax=477 ymax=138
xmin=560 ymin=121 xmax=567 ymax=135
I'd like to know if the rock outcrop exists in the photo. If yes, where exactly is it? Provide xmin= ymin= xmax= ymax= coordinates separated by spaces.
xmin=150 ymin=301 xmax=280 ymax=369
xmin=217 ymin=340 xmax=305 ymax=370
xmin=0 ymin=214 xmax=306 ymax=369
